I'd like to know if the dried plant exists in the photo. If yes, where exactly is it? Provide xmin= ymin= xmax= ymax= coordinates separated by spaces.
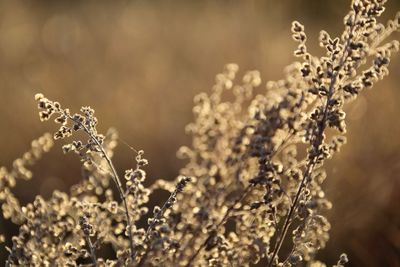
xmin=1 ymin=0 xmax=399 ymax=266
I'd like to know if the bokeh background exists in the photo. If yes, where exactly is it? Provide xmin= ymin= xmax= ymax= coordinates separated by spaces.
xmin=0 ymin=0 xmax=399 ymax=266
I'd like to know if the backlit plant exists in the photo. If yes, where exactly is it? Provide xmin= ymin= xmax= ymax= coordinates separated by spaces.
xmin=1 ymin=0 xmax=399 ymax=266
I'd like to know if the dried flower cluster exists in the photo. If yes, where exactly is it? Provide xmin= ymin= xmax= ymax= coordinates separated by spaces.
xmin=1 ymin=0 xmax=399 ymax=266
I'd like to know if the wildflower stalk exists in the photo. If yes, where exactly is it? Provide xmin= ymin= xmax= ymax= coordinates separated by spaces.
xmin=184 ymin=186 xmax=252 ymax=267
xmin=69 ymin=115 xmax=136 ymax=258
xmin=267 ymin=17 xmax=357 ymax=267
xmin=184 ymin=133 xmax=294 ymax=266
xmin=137 ymin=177 xmax=191 ymax=267
xmin=85 ymin=235 xmax=98 ymax=267
xmin=80 ymin=215 xmax=99 ymax=267
xmin=136 ymin=192 xmax=179 ymax=267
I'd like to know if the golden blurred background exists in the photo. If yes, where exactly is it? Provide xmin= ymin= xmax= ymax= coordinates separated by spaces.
xmin=0 ymin=0 xmax=399 ymax=266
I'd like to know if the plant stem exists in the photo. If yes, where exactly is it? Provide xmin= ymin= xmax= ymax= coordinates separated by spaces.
xmin=266 ymin=19 xmax=356 ymax=267
xmin=96 ymin=143 xmax=136 ymax=258
xmin=85 ymin=235 xmax=99 ymax=267
xmin=136 ymin=189 xmax=179 ymax=267
xmin=70 ymin=116 xmax=136 ymax=259
xmin=184 ymin=186 xmax=252 ymax=267
xmin=184 ymin=133 xmax=294 ymax=266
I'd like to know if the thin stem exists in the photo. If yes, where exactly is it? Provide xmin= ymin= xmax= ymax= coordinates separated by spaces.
xmin=138 ymin=180 xmax=189 ymax=267
xmin=266 ymin=18 xmax=356 ymax=267
xmin=266 ymin=160 xmax=315 ymax=267
xmin=69 ymin=116 xmax=136 ymax=259
xmin=85 ymin=235 xmax=99 ymax=267
xmin=184 ymin=186 xmax=252 ymax=267
xmin=97 ymin=143 xmax=136 ymax=258
xmin=146 ymin=191 xmax=178 ymax=240
xmin=137 ymin=186 xmax=181 ymax=267
xmin=183 ymin=132 xmax=295 ymax=266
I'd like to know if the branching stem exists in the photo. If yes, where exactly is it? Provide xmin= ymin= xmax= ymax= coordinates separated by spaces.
xmin=69 ymin=116 xmax=136 ymax=259
xmin=184 ymin=133 xmax=294 ymax=266
xmin=266 ymin=18 xmax=357 ymax=267
xmin=85 ymin=235 xmax=99 ymax=267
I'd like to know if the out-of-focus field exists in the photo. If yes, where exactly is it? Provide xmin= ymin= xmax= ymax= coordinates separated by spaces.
xmin=0 ymin=0 xmax=399 ymax=266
